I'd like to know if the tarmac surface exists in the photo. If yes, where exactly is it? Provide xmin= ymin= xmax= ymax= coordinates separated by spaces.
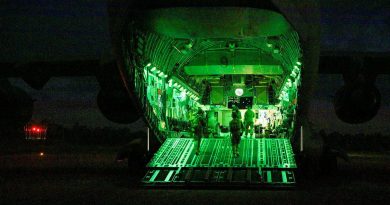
xmin=0 ymin=145 xmax=389 ymax=205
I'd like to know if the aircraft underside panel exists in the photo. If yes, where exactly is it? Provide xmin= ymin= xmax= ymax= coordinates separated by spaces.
xmin=142 ymin=138 xmax=296 ymax=187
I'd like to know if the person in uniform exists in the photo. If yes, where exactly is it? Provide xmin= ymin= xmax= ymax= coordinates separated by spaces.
xmin=192 ymin=107 xmax=206 ymax=155
xmin=232 ymin=104 xmax=241 ymax=120
xmin=229 ymin=111 xmax=243 ymax=157
xmin=244 ymin=105 xmax=255 ymax=138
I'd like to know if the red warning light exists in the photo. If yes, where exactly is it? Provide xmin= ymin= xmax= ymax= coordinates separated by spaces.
xmin=24 ymin=123 xmax=47 ymax=140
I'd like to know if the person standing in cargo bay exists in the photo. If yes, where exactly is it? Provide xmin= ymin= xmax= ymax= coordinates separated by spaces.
xmin=232 ymin=104 xmax=241 ymax=120
xmin=230 ymin=111 xmax=243 ymax=157
xmin=244 ymin=105 xmax=255 ymax=138
xmin=192 ymin=108 xmax=206 ymax=155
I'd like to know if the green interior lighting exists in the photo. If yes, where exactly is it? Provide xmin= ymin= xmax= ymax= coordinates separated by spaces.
xmin=180 ymin=91 xmax=186 ymax=100
xmin=125 ymin=7 xmax=303 ymax=187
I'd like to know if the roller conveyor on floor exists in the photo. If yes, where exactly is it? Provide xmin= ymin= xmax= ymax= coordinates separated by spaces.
xmin=142 ymin=138 xmax=297 ymax=188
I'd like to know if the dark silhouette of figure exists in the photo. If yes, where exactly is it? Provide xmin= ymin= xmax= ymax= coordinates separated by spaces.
xmin=192 ymin=108 xmax=206 ymax=155
xmin=230 ymin=111 xmax=243 ymax=157
xmin=244 ymin=105 xmax=255 ymax=138
xmin=232 ymin=104 xmax=241 ymax=120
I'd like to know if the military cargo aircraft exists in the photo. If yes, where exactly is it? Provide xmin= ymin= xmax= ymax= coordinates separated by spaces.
xmin=1 ymin=0 xmax=389 ymax=187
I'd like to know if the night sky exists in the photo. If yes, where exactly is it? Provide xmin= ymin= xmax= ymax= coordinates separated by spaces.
xmin=2 ymin=0 xmax=390 ymax=134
